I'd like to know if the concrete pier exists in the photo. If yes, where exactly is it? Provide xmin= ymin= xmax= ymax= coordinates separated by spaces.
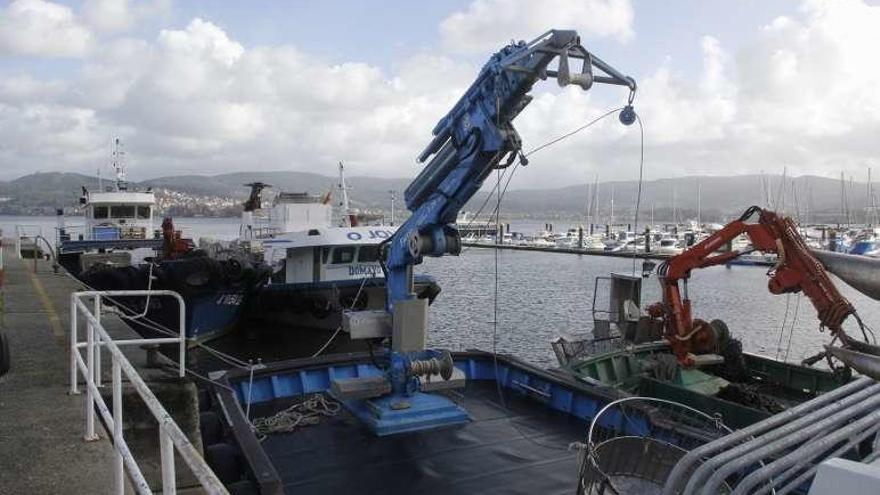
xmin=0 ymin=244 xmax=117 ymax=493
xmin=0 ymin=243 xmax=204 ymax=493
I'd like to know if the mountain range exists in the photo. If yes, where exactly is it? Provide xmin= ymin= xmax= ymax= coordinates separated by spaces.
xmin=0 ymin=170 xmax=875 ymax=224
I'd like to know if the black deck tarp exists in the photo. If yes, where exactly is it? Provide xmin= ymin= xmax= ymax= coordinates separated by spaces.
xmin=255 ymin=382 xmax=588 ymax=494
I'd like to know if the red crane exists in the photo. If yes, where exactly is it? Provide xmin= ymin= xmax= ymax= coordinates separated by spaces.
xmin=647 ymin=206 xmax=858 ymax=366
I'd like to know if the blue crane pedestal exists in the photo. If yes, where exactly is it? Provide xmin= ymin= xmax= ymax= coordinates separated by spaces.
xmin=336 ymin=391 xmax=470 ymax=436
xmin=328 ymin=349 xmax=470 ymax=436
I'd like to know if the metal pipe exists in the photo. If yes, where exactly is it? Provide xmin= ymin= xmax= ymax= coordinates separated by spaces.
xmin=72 ymin=296 xmax=227 ymax=493
xmin=661 ymin=376 xmax=874 ymax=495
xmin=69 ymin=293 xmax=78 ymax=395
xmin=178 ymin=297 xmax=185 ymax=378
xmin=160 ymin=425 xmax=176 ymax=495
xmin=94 ymin=295 xmax=102 ymax=388
xmin=733 ymin=411 xmax=880 ymax=495
xmin=750 ymin=419 xmax=880 ymax=495
xmin=84 ymin=320 xmax=97 ymax=441
xmin=112 ymin=357 xmax=124 ymax=495
xmin=75 ymin=350 xmax=152 ymax=494
xmin=812 ymin=249 xmax=880 ymax=300
xmin=75 ymin=337 xmax=182 ymax=349
xmin=826 ymin=345 xmax=880 ymax=381
xmin=698 ymin=391 xmax=880 ymax=494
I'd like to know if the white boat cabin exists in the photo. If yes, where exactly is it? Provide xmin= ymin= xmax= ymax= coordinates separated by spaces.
xmin=82 ymin=190 xmax=155 ymax=240
xmin=262 ymin=226 xmax=396 ymax=284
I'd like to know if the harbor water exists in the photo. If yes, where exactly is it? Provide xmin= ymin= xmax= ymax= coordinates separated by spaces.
xmin=5 ymin=215 xmax=878 ymax=368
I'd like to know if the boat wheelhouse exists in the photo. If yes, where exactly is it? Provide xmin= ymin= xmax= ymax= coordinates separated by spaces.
xmin=255 ymin=225 xmax=439 ymax=332
xmin=58 ymin=139 xmax=163 ymax=273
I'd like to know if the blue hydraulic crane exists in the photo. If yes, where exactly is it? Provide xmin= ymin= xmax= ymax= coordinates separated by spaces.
xmin=332 ymin=29 xmax=638 ymax=435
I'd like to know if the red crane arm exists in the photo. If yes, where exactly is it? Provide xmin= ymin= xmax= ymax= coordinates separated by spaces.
xmin=650 ymin=206 xmax=854 ymax=365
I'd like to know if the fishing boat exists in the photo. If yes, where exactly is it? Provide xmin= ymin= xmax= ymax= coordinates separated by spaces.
xmin=58 ymin=139 xmax=271 ymax=344
xmin=198 ymin=350 xmax=699 ymax=494
xmin=552 ymin=272 xmax=851 ymax=429
xmin=234 ymin=164 xmax=440 ymax=340
xmin=252 ymin=224 xmax=440 ymax=333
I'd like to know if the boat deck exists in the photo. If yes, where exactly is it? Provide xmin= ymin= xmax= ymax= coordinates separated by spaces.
xmin=254 ymin=381 xmax=587 ymax=495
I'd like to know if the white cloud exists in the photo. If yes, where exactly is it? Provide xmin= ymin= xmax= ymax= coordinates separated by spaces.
xmin=439 ymin=0 xmax=634 ymax=54
xmin=82 ymin=0 xmax=171 ymax=33
xmin=0 ymin=0 xmax=93 ymax=57
xmin=452 ymin=0 xmax=880 ymax=188
xmin=2 ymin=0 xmax=880 ymax=189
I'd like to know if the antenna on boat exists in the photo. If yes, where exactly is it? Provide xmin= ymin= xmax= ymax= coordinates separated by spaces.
xmin=389 ymin=189 xmax=396 ymax=226
xmin=111 ymin=137 xmax=127 ymax=191
xmin=337 ymin=161 xmax=356 ymax=227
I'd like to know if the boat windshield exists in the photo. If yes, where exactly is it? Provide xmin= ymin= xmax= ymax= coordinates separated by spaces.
xmin=331 ymin=246 xmax=356 ymax=264
xmin=110 ymin=205 xmax=136 ymax=218
xmin=358 ymin=245 xmax=379 ymax=262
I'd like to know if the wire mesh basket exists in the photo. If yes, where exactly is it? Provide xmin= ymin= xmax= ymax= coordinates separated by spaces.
xmin=577 ymin=397 xmax=734 ymax=495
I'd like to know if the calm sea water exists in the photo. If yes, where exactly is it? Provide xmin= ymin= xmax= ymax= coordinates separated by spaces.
xmin=5 ymin=215 xmax=878 ymax=368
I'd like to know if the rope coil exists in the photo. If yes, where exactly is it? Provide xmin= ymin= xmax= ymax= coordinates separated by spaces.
xmin=250 ymin=394 xmax=340 ymax=436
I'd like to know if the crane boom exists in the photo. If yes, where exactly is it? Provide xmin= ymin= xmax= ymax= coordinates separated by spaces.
xmin=336 ymin=29 xmax=638 ymax=436
xmin=383 ymin=29 xmax=636 ymax=311
xmin=648 ymin=206 xmax=862 ymax=367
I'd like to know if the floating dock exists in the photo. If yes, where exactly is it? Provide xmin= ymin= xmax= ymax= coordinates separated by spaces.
xmin=463 ymin=241 xmax=675 ymax=260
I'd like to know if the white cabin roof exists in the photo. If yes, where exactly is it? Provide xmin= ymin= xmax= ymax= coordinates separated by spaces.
xmin=87 ymin=191 xmax=155 ymax=205
xmin=261 ymin=225 xmax=397 ymax=249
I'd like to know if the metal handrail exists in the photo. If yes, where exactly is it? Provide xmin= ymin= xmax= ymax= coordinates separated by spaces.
xmin=69 ymin=290 xmax=228 ymax=494
xmin=14 ymin=224 xmax=43 ymax=259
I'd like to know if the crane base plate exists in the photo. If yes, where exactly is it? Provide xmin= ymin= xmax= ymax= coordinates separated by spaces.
xmin=333 ymin=390 xmax=470 ymax=436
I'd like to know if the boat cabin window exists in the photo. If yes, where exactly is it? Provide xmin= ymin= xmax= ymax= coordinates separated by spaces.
xmin=331 ymin=246 xmax=356 ymax=264
xmin=137 ymin=206 xmax=150 ymax=219
xmin=110 ymin=205 xmax=136 ymax=218
xmin=322 ymin=247 xmax=330 ymax=264
xmin=93 ymin=205 xmax=109 ymax=219
xmin=358 ymin=245 xmax=379 ymax=262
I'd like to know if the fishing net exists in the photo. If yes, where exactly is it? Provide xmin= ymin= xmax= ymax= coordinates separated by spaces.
xmin=577 ymin=397 xmax=733 ymax=495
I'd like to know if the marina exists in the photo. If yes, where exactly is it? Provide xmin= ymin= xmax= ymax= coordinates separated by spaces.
xmin=2 ymin=3 xmax=880 ymax=494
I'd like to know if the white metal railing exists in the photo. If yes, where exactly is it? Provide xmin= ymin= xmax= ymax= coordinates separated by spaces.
xmin=56 ymin=224 xmax=153 ymax=245
xmin=14 ymin=224 xmax=43 ymax=259
xmin=69 ymin=290 xmax=228 ymax=495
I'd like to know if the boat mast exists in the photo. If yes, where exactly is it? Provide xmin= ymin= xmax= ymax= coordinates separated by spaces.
xmin=609 ymin=183 xmax=615 ymax=227
xmin=337 ymin=161 xmax=355 ymax=227
xmin=697 ymin=178 xmax=701 ymax=228
xmin=389 ymin=189 xmax=396 ymax=226
xmin=111 ymin=137 xmax=126 ymax=191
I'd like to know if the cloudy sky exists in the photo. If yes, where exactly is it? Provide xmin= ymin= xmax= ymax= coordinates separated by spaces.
xmin=1 ymin=0 xmax=879 ymax=188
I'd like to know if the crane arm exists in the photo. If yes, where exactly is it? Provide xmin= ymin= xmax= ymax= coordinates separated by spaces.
xmin=651 ymin=206 xmax=856 ymax=365
xmin=382 ymin=30 xmax=636 ymax=312
xmin=329 ymin=30 xmax=637 ymax=436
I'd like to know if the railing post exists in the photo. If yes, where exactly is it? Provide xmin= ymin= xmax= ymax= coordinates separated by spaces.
xmin=112 ymin=356 xmax=124 ymax=495
xmin=160 ymin=424 xmax=177 ymax=495
xmin=70 ymin=293 xmax=79 ymax=395
xmin=178 ymin=296 xmax=186 ymax=378
xmin=94 ymin=295 xmax=102 ymax=387
xmin=84 ymin=320 xmax=98 ymax=441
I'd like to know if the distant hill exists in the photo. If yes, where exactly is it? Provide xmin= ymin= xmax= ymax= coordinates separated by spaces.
xmin=0 ymin=170 xmax=874 ymax=224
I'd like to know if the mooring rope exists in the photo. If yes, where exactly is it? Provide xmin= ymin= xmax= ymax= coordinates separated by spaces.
xmin=250 ymin=394 xmax=340 ymax=437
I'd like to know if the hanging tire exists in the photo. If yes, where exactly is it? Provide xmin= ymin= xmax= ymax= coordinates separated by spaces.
xmin=0 ymin=330 xmax=10 ymax=376
xmin=206 ymin=443 xmax=242 ymax=484
xmin=227 ymin=480 xmax=259 ymax=495
xmin=709 ymin=319 xmax=731 ymax=349
xmin=199 ymin=411 xmax=223 ymax=446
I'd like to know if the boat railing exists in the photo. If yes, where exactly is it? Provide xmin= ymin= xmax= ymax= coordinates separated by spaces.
xmin=551 ymin=333 xmax=624 ymax=367
xmin=68 ymin=290 xmax=228 ymax=494
xmin=57 ymin=224 xmax=155 ymax=245
xmin=14 ymin=224 xmax=43 ymax=258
